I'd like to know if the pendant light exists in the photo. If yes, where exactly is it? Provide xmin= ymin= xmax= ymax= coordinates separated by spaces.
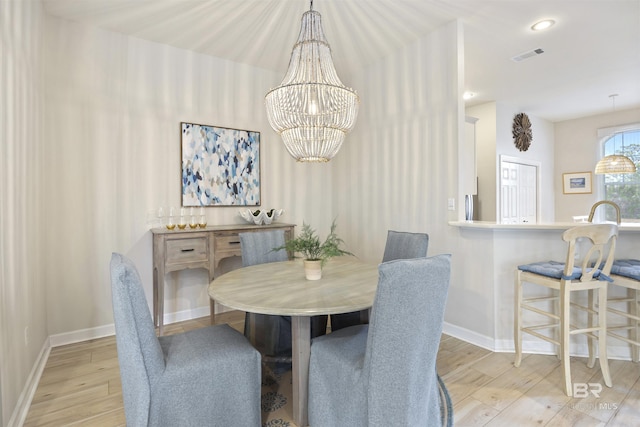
xmin=594 ymin=154 xmax=637 ymax=174
xmin=595 ymin=94 xmax=637 ymax=174
xmin=265 ymin=0 xmax=359 ymax=162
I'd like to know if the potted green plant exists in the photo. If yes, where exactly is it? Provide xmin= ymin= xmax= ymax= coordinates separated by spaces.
xmin=275 ymin=220 xmax=353 ymax=280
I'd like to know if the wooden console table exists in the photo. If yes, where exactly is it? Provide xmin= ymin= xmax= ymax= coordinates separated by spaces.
xmin=151 ymin=223 xmax=295 ymax=334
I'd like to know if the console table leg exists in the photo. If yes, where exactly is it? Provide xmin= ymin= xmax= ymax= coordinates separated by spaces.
xmin=153 ymin=268 xmax=158 ymax=328
xmin=157 ymin=273 xmax=164 ymax=336
xmin=209 ymin=299 xmax=216 ymax=324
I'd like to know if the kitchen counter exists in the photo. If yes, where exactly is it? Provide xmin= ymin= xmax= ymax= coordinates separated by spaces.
xmin=445 ymin=220 xmax=640 ymax=360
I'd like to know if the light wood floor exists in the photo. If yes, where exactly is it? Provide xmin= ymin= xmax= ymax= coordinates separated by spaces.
xmin=24 ymin=311 xmax=640 ymax=426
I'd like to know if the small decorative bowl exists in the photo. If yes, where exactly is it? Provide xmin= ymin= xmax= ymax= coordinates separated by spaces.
xmin=239 ymin=209 xmax=283 ymax=225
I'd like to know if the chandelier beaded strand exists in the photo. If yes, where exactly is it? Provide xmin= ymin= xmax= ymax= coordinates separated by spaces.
xmin=265 ymin=0 xmax=359 ymax=162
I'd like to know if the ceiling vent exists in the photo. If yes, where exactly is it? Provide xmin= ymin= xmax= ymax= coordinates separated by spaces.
xmin=511 ymin=48 xmax=544 ymax=62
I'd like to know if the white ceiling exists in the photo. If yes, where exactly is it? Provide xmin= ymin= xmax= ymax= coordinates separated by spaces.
xmin=42 ymin=0 xmax=640 ymax=122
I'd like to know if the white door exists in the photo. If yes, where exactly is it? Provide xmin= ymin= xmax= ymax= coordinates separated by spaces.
xmin=519 ymin=164 xmax=537 ymax=223
xmin=500 ymin=160 xmax=538 ymax=224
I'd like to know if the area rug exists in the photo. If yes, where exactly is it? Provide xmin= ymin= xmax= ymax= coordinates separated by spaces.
xmin=260 ymin=363 xmax=453 ymax=427
xmin=261 ymin=363 xmax=294 ymax=427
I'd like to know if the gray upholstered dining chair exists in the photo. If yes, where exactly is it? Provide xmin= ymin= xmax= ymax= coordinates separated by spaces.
xmin=240 ymin=230 xmax=328 ymax=360
xmin=309 ymin=254 xmax=453 ymax=427
xmin=110 ymin=253 xmax=261 ymax=427
xmin=240 ymin=230 xmax=292 ymax=359
xmin=381 ymin=229 xmax=430 ymax=263
xmin=330 ymin=230 xmax=429 ymax=331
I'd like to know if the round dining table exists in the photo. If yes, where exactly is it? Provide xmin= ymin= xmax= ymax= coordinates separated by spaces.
xmin=208 ymin=256 xmax=379 ymax=427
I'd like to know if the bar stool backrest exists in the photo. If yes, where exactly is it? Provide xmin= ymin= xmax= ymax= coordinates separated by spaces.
xmin=562 ymin=224 xmax=618 ymax=282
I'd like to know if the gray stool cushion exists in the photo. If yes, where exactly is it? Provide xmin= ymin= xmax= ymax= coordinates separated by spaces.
xmin=518 ymin=260 xmax=612 ymax=281
xmin=611 ymin=259 xmax=640 ymax=281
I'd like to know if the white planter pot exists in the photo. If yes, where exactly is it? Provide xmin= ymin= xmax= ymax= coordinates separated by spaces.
xmin=303 ymin=259 xmax=322 ymax=280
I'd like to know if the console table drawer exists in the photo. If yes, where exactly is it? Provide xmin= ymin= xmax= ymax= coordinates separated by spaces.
xmin=214 ymin=233 xmax=242 ymax=251
xmin=165 ymin=237 xmax=209 ymax=264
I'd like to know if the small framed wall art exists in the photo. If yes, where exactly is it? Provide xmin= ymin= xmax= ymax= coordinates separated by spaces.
xmin=181 ymin=122 xmax=260 ymax=206
xmin=562 ymin=171 xmax=592 ymax=194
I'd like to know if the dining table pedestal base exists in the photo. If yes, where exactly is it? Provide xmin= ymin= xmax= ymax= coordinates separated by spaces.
xmin=292 ymin=316 xmax=311 ymax=426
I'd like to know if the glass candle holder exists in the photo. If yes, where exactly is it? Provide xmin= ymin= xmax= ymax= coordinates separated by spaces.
xmin=189 ymin=207 xmax=198 ymax=229
xmin=166 ymin=214 xmax=176 ymax=230
xmin=178 ymin=208 xmax=187 ymax=229
xmin=198 ymin=207 xmax=207 ymax=228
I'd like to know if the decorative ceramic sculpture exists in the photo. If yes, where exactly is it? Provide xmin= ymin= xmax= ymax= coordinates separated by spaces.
xmin=239 ymin=209 xmax=283 ymax=225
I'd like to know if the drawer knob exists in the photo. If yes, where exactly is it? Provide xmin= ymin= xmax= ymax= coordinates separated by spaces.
xmin=181 ymin=248 xmax=195 ymax=252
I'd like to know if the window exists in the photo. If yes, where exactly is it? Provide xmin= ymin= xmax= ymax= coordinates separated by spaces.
xmin=599 ymin=126 xmax=640 ymax=222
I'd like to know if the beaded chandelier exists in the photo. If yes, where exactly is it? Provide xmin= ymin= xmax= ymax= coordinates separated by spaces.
xmin=265 ymin=1 xmax=359 ymax=162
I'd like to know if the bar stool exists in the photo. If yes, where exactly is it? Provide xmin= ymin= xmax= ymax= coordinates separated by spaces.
xmin=607 ymin=259 xmax=640 ymax=362
xmin=514 ymin=224 xmax=618 ymax=396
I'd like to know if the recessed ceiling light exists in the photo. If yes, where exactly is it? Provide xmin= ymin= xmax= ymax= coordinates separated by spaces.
xmin=463 ymin=92 xmax=475 ymax=100
xmin=531 ymin=19 xmax=555 ymax=31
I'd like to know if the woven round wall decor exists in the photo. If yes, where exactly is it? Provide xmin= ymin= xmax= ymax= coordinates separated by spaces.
xmin=512 ymin=113 xmax=532 ymax=152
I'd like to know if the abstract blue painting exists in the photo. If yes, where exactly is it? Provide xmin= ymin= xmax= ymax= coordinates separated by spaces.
xmin=181 ymin=122 xmax=260 ymax=206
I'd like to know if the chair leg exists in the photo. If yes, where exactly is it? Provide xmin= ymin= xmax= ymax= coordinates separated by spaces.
xmin=598 ymin=286 xmax=612 ymax=387
xmin=555 ymin=289 xmax=561 ymax=361
xmin=514 ymin=270 xmax=523 ymax=367
xmin=587 ymin=289 xmax=596 ymax=369
xmin=632 ymin=289 xmax=640 ymax=363
xmin=560 ymin=283 xmax=572 ymax=396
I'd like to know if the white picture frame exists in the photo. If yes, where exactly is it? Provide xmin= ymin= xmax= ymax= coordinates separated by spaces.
xmin=562 ymin=172 xmax=592 ymax=194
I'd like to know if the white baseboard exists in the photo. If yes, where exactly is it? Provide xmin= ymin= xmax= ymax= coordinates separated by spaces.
xmin=49 ymin=323 xmax=116 ymax=348
xmin=8 ymin=341 xmax=50 ymax=427
xmin=442 ymin=321 xmax=496 ymax=351
xmin=48 ymin=305 xmax=231 ymax=348
xmin=444 ymin=323 xmax=636 ymax=361
xmin=163 ymin=305 xmax=211 ymax=325
xmin=161 ymin=304 xmax=233 ymax=324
